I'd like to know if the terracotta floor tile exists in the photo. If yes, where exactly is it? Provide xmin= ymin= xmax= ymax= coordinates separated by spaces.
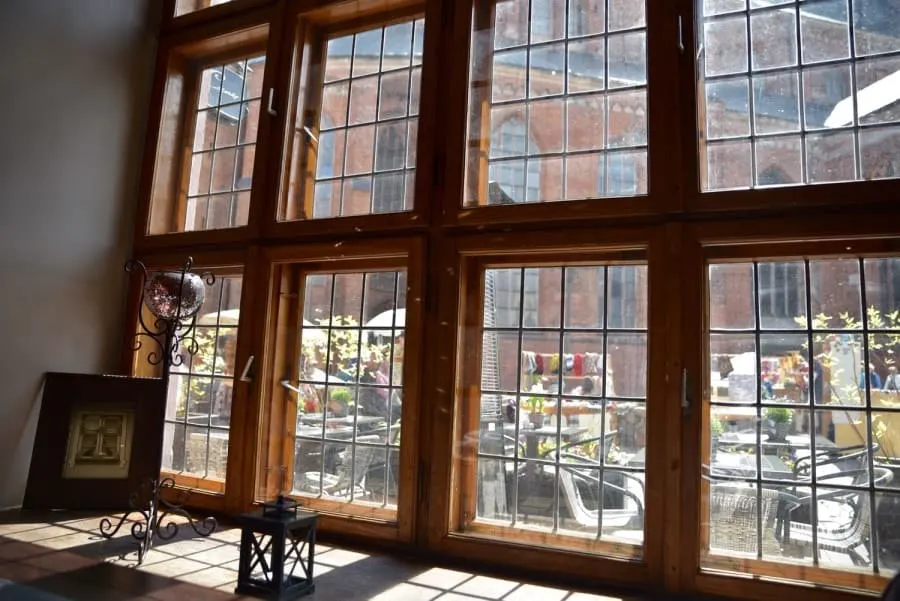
xmin=30 ymin=531 xmax=98 ymax=551
xmin=156 ymin=537 xmax=227 ymax=557
xmin=454 ymin=575 xmax=521 ymax=598
xmin=213 ymin=580 xmax=237 ymax=593
xmin=177 ymin=566 xmax=239 ymax=588
xmin=0 ymin=541 xmax=54 ymax=561
xmin=148 ymin=580 xmax=240 ymax=600
xmin=0 ymin=522 xmax=53 ymax=536
xmin=408 ymin=567 xmax=473 ymax=589
xmin=21 ymin=550 xmax=99 ymax=573
xmin=139 ymin=557 xmax=211 ymax=578
xmin=2 ymin=525 xmax=74 ymax=543
xmin=315 ymin=548 xmax=370 ymax=567
xmin=184 ymin=543 xmax=240 ymax=566
xmin=504 ymin=583 xmax=570 ymax=601
xmin=105 ymin=547 xmax=179 ymax=567
xmin=0 ymin=560 xmax=54 ymax=583
xmin=368 ymin=582 xmax=443 ymax=601
xmin=209 ymin=528 xmax=243 ymax=544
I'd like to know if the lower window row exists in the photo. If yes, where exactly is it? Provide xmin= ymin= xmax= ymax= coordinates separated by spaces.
xmin=149 ymin=253 xmax=900 ymax=589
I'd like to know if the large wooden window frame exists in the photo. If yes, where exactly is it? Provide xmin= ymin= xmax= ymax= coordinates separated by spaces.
xmin=676 ymin=0 xmax=900 ymax=215
xmin=136 ymin=10 xmax=279 ymax=251
xmin=253 ymin=237 xmax=424 ymax=542
xmin=263 ymin=2 xmax=433 ymax=240
xmin=679 ymin=215 xmax=900 ymax=601
xmin=432 ymin=0 xmax=682 ymax=228
xmin=423 ymin=227 xmax=671 ymax=587
xmin=125 ymin=0 xmax=900 ymax=598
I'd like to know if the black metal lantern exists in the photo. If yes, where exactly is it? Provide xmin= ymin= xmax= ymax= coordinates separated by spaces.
xmin=236 ymin=496 xmax=318 ymax=599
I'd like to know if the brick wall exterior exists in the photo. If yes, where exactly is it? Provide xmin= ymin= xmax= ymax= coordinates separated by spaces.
xmin=187 ymin=14 xmax=898 ymax=404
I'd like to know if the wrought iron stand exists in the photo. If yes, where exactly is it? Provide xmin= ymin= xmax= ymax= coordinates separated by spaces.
xmin=99 ymin=257 xmax=219 ymax=564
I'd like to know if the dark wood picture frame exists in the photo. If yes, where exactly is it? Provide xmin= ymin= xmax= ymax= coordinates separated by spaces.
xmin=23 ymin=372 xmax=168 ymax=510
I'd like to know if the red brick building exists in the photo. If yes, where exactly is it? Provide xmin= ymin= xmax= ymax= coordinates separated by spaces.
xmin=183 ymin=5 xmax=899 ymax=400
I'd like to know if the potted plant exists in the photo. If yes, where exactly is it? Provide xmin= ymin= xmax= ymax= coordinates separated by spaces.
xmin=524 ymin=396 xmax=545 ymax=428
xmin=328 ymin=388 xmax=354 ymax=416
xmin=764 ymin=407 xmax=792 ymax=441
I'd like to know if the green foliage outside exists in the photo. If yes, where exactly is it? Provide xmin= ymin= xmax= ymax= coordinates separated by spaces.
xmin=794 ymin=308 xmax=900 ymax=459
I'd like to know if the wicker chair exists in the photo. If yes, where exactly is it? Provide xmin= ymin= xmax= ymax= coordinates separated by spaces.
xmin=785 ymin=466 xmax=893 ymax=566
xmin=708 ymin=482 xmax=786 ymax=557
xmin=708 ymin=467 xmax=894 ymax=565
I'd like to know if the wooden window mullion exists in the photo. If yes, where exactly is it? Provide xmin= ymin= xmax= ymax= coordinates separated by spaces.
xmin=467 ymin=0 xmax=496 ymax=207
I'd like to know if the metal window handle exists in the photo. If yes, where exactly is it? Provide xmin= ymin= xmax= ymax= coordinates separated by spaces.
xmin=280 ymin=379 xmax=302 ymax=394
xmin=677 ymin=15 xmax=685 ymax=54
xmin=302 ymin=126 xmax=319 ymax=146
xmin=682 ymin=368 xmax=691 ymax=418
xmin=240 ymin=355 xmax=255 ymax=382
xmin=267 ymin=88 xmax=277 ymax=116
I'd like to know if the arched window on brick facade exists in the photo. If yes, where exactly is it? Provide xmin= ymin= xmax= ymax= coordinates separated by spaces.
xmin=608 ymin=266 xmax=638 ymax=328
xmin=758 ymin=262 xmax=805 ymax=328
xmin=494 ymin=268 xmax=540 ymax=328
xmin=373 ymin=123 xmax=407 ymax=213
xmin=489 ymin=119 xmax=541 ymax=203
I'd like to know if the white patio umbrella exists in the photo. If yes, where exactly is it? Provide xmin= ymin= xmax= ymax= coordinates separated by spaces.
xmin=299 ymin=319 xmax=327 ymax=344
xmin=303 ymin=368 xmax=352 ymax=384
xmin=365 ymin=308 xmax=406 ymax=329
xmin=198 ymin=310 xmax=326 ymax=340
xmin=197 ymin=308 xmax=240 ymax=325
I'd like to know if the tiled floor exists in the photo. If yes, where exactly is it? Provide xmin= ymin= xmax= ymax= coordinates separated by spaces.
xmin=0 ymin=510 xmax=676 ymax=601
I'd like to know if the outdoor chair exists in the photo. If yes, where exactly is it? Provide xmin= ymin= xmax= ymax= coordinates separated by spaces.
xmin=557 ymin=463 xmax=645 ymax=532
xmin=784 ymin=466 xmax=893 ymax=566
xmin=707 ymin=482 xmax=788 ymax=557
xmin=793 ymin=442 xmax=880 ymax=480
xmin=298 ymin=443 xmax=380 ymax=499
xmin=706 ymin=466 xmax=893 ymax=566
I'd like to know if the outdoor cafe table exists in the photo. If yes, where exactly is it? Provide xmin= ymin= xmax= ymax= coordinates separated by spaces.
xmin=297 ymin=414 xmax=388 ymax=438
xmin=540 ymin=401 xmax=606 ymax=418
xmin=296 ymin=426 xmax=354 ymax=440
xmin=299 ymin=413 xmax=386 ymax=428
xmin=717 ymin=432 xmax=837 ymax=455
xmin=519 ymin=425 xmax=589 ymax=459
xmin=713 ymin=451 xmax=794 ymax=480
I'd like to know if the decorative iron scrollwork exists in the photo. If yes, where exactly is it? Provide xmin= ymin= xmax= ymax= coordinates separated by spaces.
xmin=99 ymin=477 xmax=218 ymax=562
xmin=98 ymin=257 xmax=219 ymax=564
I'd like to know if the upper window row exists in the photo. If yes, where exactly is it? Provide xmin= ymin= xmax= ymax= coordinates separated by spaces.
xmin=701 ymin=0 xmax=900 ymax=190
xmin=149 ymin=0 xmax=899 ymax=234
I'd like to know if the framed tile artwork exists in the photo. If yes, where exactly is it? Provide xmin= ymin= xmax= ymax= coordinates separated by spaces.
xmin=23 ymin=373 xmax=167 ymax=510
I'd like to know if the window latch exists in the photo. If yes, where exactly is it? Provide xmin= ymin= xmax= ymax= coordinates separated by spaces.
xmin=240 ymin=355 xmax=255 ymax=382
xmin=280 ymin=379 xmax=302 ymax=394
xmin=302 ymin=126 xmax=319 ymax=146
xmin=267 ymin=88 xmax=277 ymax=117
xmin=677 ymin=15 xmax=685 ymax=54
xmin=682 ymin=368 xmax=691 ymax=418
